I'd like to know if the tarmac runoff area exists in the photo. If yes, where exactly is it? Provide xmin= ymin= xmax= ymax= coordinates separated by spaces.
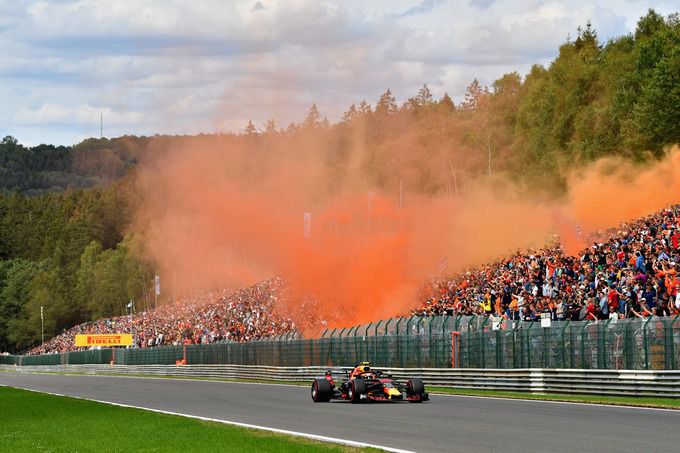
xmin=1 ymin=372 xmax=679 ymax=453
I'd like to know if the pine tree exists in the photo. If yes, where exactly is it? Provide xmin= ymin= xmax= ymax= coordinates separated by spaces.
xmin=244 ymin=120 xmax=257 ymax=135
xmin=375 ymin=89 xmax=397 ymax=116
xmin=342 ymin=104 xmax=358 ymax=122
xmin=303 ymin=104 xmax=322 ymax=129
xmin=461 ymin=79 xmax=489 ymax=111
xmin=438 ymin=92 xmax=455 ymax=112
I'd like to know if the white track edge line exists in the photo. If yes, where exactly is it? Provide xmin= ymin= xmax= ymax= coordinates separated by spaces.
xmin=3 ymin=385 xmax=414 ymax=453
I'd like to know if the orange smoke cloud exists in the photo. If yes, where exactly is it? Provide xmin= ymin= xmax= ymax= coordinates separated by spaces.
xmin=131 ymin=134 xmax=680 ymax=334
xmin=565 ymin=148 xmax=680 ymax=233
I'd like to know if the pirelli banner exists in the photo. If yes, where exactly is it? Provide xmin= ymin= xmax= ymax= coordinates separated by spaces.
xmin=74 ymin=334 xmax=133 ymax=347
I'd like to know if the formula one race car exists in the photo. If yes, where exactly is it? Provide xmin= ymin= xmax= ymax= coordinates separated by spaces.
xmin=311 ymin=362 xmax=429 ymax=403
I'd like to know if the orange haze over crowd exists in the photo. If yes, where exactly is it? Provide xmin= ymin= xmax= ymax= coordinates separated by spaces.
xmin=131 ymin=133 xmax=680 ymax=333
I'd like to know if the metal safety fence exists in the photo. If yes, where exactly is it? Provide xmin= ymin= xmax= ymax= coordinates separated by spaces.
xmin=2 ymin=316 xmax=680 ymax=370
xmin=3 ymin=364 xmax=680 ymax=398
xmin=457 ymin=316 xmax=680 ymax=370
xmin=0 ymin=335 xmax=455 ymax=368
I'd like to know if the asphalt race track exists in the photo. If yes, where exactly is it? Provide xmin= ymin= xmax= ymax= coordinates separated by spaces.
xmin=1 ymin=372 xmax=679 ymax=452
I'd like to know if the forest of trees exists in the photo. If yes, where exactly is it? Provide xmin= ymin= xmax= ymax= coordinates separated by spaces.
xmin=0 ymin=10 xmax=678 ymax=352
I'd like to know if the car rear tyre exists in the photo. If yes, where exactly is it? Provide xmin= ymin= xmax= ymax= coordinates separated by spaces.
xmin=311 ymin=378 xmax=332 ymax=402
xmin=350 ymin=379 xmax=366 ymax=404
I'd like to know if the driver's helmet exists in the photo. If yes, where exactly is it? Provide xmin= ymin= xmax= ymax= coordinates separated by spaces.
xmin=352 ymin=362 xmax=374 ymax=378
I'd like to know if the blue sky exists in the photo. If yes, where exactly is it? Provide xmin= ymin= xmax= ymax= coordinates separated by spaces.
xmin=0 ymin=0 xmax=677 ymax=146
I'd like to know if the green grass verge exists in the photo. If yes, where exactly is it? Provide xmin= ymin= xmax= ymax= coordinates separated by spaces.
xmin=0 ymin=386 xmax=378 ymax=453
xmin=426 ymin=386 xmax=680 ymax=409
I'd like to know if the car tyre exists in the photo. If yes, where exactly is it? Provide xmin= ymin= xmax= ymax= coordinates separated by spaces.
xmin=407 ymin=378 xmax=425 ymax=403
xmin=311 ymin=378 xmax=332 ymax=402
xmin=350 ymin=379 xmax=366 ymax=404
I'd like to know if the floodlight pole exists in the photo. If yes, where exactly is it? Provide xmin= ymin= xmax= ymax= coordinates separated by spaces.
xmin=40 ymin=305 xmax=44 ymax=346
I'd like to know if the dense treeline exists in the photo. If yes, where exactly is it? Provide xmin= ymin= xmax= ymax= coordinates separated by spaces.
xmin=318 ymin=10 xmax=680 ymax=193
xmin=0 ymin=135 xmax=149 ymax=194
xmin=0 ymin=185 xmax=153 ymax=352
xmin=0 ymin=10 xmax=678 ymax=352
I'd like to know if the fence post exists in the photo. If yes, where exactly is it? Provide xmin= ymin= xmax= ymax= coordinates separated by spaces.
xmin=374 ymin=320 xmax=383 ymax=337
xmin=561 ymin=321 xmax=570 ymax=368
xmin=526 ymin=323 xmax=534 ymax=368
xmin=542 ymin=324 xmax=548 ymax=368
xmin=480 ymin=317 xmax=490 ymax=367
xmin=405 ymin=317 xmax=414 ymax=367
xmin=383 ymin=319 xmax=393 ymax=365
xmin=451 ymin=331 xmax=460 ymax=368
xmin=385 ymin=318 xmax=393 ymax=335
xmin=496 ymin=328 xmax=502 ymax=368
xmin=643 ymin=316 xmax=653 ymax=370
xmin=441 ymin=316 xmax=451 ymax=367
xmin=406 ymin=316 xmax=415 ymax=335
xmin=464 ymin=317 xmax=474 ymax=365
xmin=623 ymin=320 xmax=633 ymax=369
xmin=580 ymin=323 xmax=589 ymax=369
xmin=598 ymin=319 xmax=611 ymax=369
xmin=512 ymin=327 xmax=518 ymax=367
xmin=417 ymin=317 xmax=427 ymax=367
xmin=428 ymin=317 xmax=435 ymax=368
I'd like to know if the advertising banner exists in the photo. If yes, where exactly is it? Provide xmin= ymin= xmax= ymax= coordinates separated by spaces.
xmin=74 ymin=334 xmax=134 ymax=347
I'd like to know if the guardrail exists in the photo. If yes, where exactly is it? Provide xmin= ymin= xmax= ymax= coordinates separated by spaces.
xmin=2 ymin=364 xmax=680 ymax=398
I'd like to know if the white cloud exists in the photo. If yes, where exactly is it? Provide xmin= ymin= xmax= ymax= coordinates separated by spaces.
xmin=14 ymin=103 xmax=144 ymax=127
xmin=0 ymin=0 xmax=675 ymax=145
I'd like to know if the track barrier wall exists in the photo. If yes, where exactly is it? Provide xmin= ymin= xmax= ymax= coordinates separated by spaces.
xmin=2 ymin=316 xmax=680 ymax=371
xmin=2 ymin=364 xmax=680 ymax=398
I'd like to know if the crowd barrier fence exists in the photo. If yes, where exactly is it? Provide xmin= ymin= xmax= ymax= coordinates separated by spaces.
xmin=2 ymin=316 xmax=679 ymax=371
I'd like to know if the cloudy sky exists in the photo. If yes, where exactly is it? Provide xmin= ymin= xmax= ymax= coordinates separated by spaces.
xmin=0 ymin=0 xmax=676 ymax=146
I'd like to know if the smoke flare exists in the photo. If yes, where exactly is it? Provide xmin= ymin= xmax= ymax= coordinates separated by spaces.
xmin=131 ymin=135 xmax=680 ymax=334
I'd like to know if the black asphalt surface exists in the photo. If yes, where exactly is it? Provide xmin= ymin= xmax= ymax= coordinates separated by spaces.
xmin=0 ymin=372 xmax=679 ymax=453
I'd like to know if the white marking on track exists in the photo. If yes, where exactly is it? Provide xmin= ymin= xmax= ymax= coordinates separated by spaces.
xmin=3 ymin=385 xmax=414 ymax=453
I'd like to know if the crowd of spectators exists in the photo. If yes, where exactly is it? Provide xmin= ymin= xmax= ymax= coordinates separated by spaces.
xmin=29 ymin=277 xmax=296 ymax=355
xmin=417 ymin=205 xmax=680 ymax=322
xmin=29 ymin=205 xmax=680 ymax=355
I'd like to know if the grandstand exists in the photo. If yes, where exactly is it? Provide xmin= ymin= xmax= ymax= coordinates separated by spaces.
xmin=418 ymin=204 xmax=680 ymax=322
xmin=28 ymin=277 xmax=296 ymax=355
xmin=26 ymin=204 xmax=680 ymax=363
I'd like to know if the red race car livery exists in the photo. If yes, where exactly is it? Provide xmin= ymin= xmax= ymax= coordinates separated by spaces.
xmin=311 ymin=362 xmax=429 ymax=403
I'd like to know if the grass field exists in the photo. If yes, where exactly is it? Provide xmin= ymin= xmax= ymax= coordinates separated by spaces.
xmin=0 ymin=386 xmax=377 ymax=453
xmin=427 ymin=386 xmax=680 ymax=409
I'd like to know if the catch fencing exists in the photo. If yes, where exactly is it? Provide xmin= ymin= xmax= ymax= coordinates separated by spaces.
xmin=2 ymin=316 xmax=680 ymax=370
xmin=457 ymin=316 xmax=680 ymax=370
